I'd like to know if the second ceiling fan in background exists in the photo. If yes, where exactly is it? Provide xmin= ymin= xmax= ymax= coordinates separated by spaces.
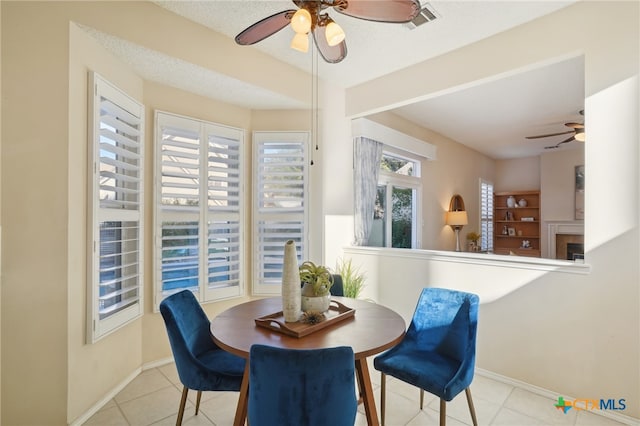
xmin=526 ymin=110 xmax=585 ymax=149
xmin=235 ymin=0 xmax=421 ymax=63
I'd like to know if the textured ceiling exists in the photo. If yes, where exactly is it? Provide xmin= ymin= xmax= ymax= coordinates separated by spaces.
xmin=84 ymin=1 xmax=584 ymax=159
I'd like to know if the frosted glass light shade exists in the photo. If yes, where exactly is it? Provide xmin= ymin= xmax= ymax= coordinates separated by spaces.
xmin=291 ymin=8 xmax=312 ymax=34
xmin=574 ymin=129 xmax=586 ymax=141
xmin=325 ymin=21 xmax=345 ymax=46
xmin=290 ymin=32 xmax=309 ymax=52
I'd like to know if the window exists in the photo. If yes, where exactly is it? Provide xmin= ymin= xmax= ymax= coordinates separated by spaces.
xmin=253 ymin=132 xmax=309 ymax=295
xmin=87 ymin=72 xmax=144 ymax=342
xmin=480 ymin=179 xmax=494 ymax=252
xmin=371 ymin=151 xmax=421 ymax=248
xmin=155 ymin=112 xmax=244 ymax=306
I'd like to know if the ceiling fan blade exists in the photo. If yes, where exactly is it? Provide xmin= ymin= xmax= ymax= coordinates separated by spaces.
xmin=235 ymin=10 xmax=295 ymax=45
xmin=564 ymin=122 xmax=585 ymax=129
xmin=526 ymin=130 xmax=574 ymax=139
xmin=545 ymin=135 xmax=575 ymax=149
xmin=333 ymin=0 xmax=421 ymax=23
xmin=313 ymin=25 xmax=347 ymax=63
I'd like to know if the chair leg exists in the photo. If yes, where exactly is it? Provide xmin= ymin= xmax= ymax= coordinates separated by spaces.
xmin=465 ymin=387 xmax=478 ymax=426
xmin=420 ymin=389 xmax=424 ymax=409
xmin=439 ymin=398 xmax=446 ymax=426
xmin=176 ymin=386 xmax=189 ymax=426
xmin=195 ymin=390 xmax=202 ymax=415
xmin=380 ymin=373 xmax=387 ymax=426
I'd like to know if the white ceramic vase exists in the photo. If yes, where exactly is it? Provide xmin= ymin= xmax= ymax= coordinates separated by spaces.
xmin=281 ymin=240 xmax=301 ymax=322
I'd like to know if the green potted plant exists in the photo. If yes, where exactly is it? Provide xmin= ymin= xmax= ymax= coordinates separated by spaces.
xmin=335 ymin=257 xmax=366 ymax=299
xmin=299 ymin=261 xmax=333 ymax=312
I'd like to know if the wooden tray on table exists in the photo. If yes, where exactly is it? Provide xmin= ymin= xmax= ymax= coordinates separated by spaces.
xmin=254 ymin=299 xmax=355 ymax=338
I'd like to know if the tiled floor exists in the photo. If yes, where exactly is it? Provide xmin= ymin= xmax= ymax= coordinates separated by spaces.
xmin=83 ymin=360 xmax=630 ymax=426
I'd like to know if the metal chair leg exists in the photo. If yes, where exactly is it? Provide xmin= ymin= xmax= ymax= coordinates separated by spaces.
xmin=195 ymin=390 xmax=202 ymax=415
xmin=380 ymin=373 xmax=387 ymax=426
xmin=176 ymin=386 xmax=189 ymax=426
xmin=439 ymin=398 xmax=446 ymax=426
xmin=420 ymin=389 xmax=424 ymax=409
xmin=465 ymin=387 xmax=478 ymax=426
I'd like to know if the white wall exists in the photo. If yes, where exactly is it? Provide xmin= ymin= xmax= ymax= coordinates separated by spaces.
xmin=335 ymin=1 xmax=639 ymax=419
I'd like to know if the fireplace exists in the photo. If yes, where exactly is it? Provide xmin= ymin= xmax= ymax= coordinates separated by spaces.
xmin=567 ymin=242 xmax=585 ymax=260
xmin=547 ymin=222 xmax=584 ymax=260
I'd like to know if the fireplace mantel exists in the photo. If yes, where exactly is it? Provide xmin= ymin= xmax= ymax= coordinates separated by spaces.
xmin=547 ymin=221 xmax=584 ymax=259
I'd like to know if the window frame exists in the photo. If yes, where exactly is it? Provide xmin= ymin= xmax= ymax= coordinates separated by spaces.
xmin=153 ymin=111 xmax=244 ymax=308
xmin=252 ymin=131 xmax=310 ymax=295
xmin=479 ymin=178 xmax=495 ymax=252
xmin=87 ymin=72 xmax=144 ymax=343
xmin=374 ymin=148 xmax=422 ymax=249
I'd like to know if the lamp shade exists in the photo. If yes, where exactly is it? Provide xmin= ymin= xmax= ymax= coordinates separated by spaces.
xmin=325 ymin=21 xmax=345 ymax=46
xmin=291 ymin=8 xmax=312 ymax=34
xmin=290 ymin=32 xmax=309 ymax=52
xmin=446 ymin=211 xmax=468 ymax=227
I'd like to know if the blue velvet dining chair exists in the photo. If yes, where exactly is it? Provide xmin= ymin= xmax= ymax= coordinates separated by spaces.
xmin=330 ymin=274 xmax=344 ymax=296
xmin=159 ymin=290 xmax=246 ymax=426
xmin=248 ymin=344 xmax=358 ymax=426
xmin=374 ymin=287 xmax=480 ymax=426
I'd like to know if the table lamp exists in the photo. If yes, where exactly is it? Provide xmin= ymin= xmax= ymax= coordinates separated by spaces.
xmin=446 ymin=195 xmax=468 ymax=252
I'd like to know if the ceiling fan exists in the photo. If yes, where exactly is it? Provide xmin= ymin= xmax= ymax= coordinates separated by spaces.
xmin=526 ymin=110 xmax=585 ymax=149
xmin=235 ymin=0 xmax=421 ymax=63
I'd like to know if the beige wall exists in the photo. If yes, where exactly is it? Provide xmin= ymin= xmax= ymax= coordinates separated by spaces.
xmin=341 ymin=0 xmax=639 ymax=419
xmin=1 ymin=0 xmax=638 ymax=423
xmin=0 ymin=1 xmax=3 ymax=420
xmin=495 ymin=156 xmax=540 ymax=191
xmin=1 ymin=2 xmax=315 ymax=424
xmin=362 ymin=111 xmax=497 ymax=251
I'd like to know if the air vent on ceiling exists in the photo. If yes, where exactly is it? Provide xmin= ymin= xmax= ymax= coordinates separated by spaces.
xmin=406 ymin=3 xmax=439 ymax=29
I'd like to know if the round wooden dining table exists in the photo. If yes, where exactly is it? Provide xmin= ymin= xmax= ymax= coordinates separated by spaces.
xmin=210 ymin=296 xmax=406 ymax=426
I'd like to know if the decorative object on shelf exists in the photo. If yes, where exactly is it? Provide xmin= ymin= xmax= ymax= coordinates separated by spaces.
xmin=446 ymin=194 xmax=468 ymax=252
xmin=507 ymin=195 xmax=516 ymax=208
xmin=299 ymin=261 xmax=334 ymax=313
xmin=494 ymin=191 xmax=541 ymax=257
xmin=521 ymin=240 xmax=531 ymax=249
xmin=518 ymin=198 xmax=528 ymax=207
xmin=466 ymin=232 xmax=481 ymax=252
xmin=281 ymin=240 xmax=302 ymax=323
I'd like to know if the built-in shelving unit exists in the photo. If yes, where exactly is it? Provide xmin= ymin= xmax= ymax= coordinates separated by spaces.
xmin=494 ymin=190 xmax=541 ymax=257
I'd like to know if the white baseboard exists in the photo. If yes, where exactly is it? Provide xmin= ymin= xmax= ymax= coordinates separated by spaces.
xmin=69 ymin=367 xmax=142 ymax=426
xmin=476 ymin=368 xmax=639 ymax=426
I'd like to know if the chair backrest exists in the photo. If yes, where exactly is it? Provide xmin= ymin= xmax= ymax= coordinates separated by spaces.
xmin=406 ymin=287 xmax=479 ymax=362
xmin=330 ymin=274 xmax=344 ymax=296
xmin=248 ymin=344 xmax=358 ymax=426
xmin=159 ymin=290 xmax=217 ymax=380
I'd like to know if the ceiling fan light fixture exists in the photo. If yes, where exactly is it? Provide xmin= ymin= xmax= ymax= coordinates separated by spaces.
xmin=325 ymin=20 xmax=345 ymax=46
xmin=290 ymin=32 xmax=309 ymax=52
xmin=574 ymin=128 xmax=586 ymax=142
xmin=291 ymin=8 xmax=312 ymax=34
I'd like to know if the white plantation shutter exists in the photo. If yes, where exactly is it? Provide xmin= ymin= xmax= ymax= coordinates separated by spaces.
xmin=253 ymin=132 xmax=309 ymax=295
xmin=480 ymin=179 xmax=494 ymax=252
xmin=155 ymin=112 xmax=244 ymax=306
xmin=88 ymin=72 xmax=144 ymax=343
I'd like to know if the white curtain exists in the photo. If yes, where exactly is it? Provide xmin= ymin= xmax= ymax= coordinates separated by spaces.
xmin=353 ymin=137 xmax=384 ymax=246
